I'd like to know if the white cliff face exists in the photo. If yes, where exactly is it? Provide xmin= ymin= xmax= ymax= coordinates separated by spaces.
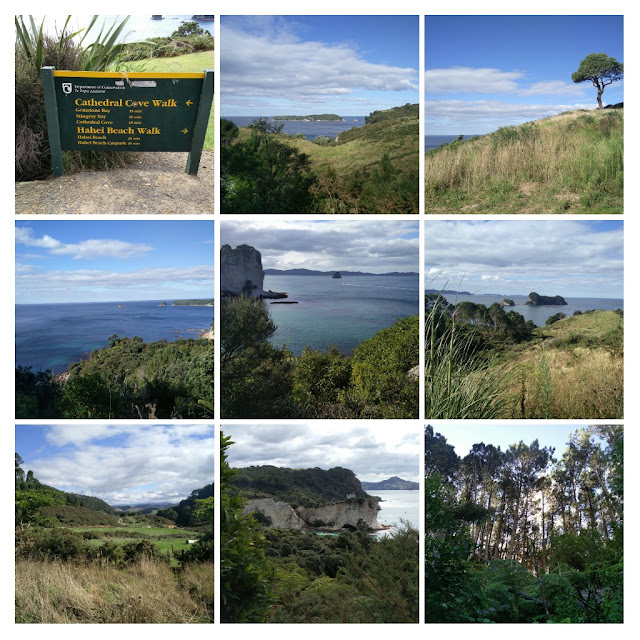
xmin=243 ymin=498 xmax=381 ymax=531
xmin=243 ymin=498 xmax=305 ymax=529
xmin=220 ymin=244 xmax=264 ymax=297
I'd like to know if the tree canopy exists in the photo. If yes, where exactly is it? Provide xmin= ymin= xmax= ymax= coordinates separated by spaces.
xmin=572 ymin=53 xmax=623 ymax=109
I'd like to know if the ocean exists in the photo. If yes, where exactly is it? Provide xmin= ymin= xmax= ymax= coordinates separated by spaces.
xmin=372 ymin=490 xmax=419 ymax=539
xmin=436 ymin=293 xmax=623 ymax=326
xmin=263 ymin=274 xmax=419 ymax=356
xmin=425 ymin=134 xmax=479 ymax=152
xmin=15 ymin=300 xmax=213 ymax=374
xmin=222 ymin=116 xmax=366 ymax=141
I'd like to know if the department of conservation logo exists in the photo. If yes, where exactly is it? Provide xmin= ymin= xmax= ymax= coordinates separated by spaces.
xmin=62 ymin=82 xmax=73 ymax=94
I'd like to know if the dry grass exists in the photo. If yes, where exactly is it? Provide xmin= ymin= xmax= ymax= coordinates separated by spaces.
xmin=15 ymin=558 xmax=213 ymax=623
xmin=505 ymin=345 xmax=623 ymax=419
xmin=426 ymin=109 xmax=623 ymax=214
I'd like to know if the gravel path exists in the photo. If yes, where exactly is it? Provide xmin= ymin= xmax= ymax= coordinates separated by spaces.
xmin=15 ymin=150 xmax=214 ymax=215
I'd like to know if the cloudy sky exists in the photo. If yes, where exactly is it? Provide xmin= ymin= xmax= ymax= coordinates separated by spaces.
xmin=221 ymin=220 xmax=419 ymax=273
xmin=427 ymin=423 xmax=611 ymax=461
xmin=224 ymin=424 xmax=420 ymax=484
xmin=221 ymin=15 xmax=418 ymax=115
xmin=15 ymin=425 xmax=214 ymax=505
xmin=15 ymin=221 xmax=214 ymax=303
xmin=426 ymin=15 xmax=624 ymax=134
xmin=425 ymin=220 xmax=623 ymax=298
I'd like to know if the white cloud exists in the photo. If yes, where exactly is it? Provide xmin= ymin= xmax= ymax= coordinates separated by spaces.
xmin=29 ymin=425 xmax=214 ymax=505
xmin=518 ymin=80 xmax=588 ymax=97
xmin=220 ymin=220 xmax=419 ymax=273
xmin=425 ymin=221 xmax=623 ymax=297
xmin=222 ymin=23 xmax=417 ymax=107
xmin=425 ymin=99 xmax=597 ymax=133
xmin=225 ymin=424 xmax=420 ymax=483
xmin=16 ymin=227 xmax=152 ymax=260
xmin=426 ymin=67 xmax=524 ymax=94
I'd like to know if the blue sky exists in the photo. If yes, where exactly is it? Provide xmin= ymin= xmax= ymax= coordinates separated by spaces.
xmin=221 ymin=15 xmax=418 ymax=115
xmin=426 ymin=15 xmax=624 ymax=134
xmin=221 ymin=219 xmax=419 ymax=272
xmin=15 ymin=424 xmax=214 ymax=505
xmin=15 ymin=221 xmax=214 ymax=304
xmin=427 ymin=423 xmax=612 ymax=461
xmin=425 ymin=220 xmax=623 ymax=298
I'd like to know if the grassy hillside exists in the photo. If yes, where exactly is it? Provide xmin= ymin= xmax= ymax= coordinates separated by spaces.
xmin=426 ymin=109 xmax=623 ymax=214
xmin=426 ymin=309 xmax=623 ymax=419
xmin=227 ymin=104 xmax=418 ymax=213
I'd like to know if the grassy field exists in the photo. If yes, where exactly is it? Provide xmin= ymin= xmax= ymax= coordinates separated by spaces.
xmin=426 ymin=310 xmax=623 ymax=419
xmin=16 ymin=558 xmax=213 ymax=623
xmin=74 ymin=525 xmax=202 ymax=564
xmin=426 ymin=109 xmax=623 ymax=214
xmin=124 ymin=51 xmax=214 ymax=150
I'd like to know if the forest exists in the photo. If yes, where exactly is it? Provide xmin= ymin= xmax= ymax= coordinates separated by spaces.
xmin=221 ymin=296 xmax=418 ymax=419
xmin=425 ymin=293 xmax=623 ymax=419
xmin=15 ymin=455 xmax=213 ymax=623
xmin=220 ymin=104 xmax=418 ymax=214
xmin=220 ymin=435 xmax=418 ymax=623
xmin=425 ymin=425 xmax=623 ymax=623
xmin=15 ymin=331 xmax=214 ymax=419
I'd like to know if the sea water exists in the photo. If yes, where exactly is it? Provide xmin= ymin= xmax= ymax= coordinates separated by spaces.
xmin=15 ymin=300 xmax=213 ymax=374
xmin=425 ymin=134 xmax=480 ymax=152
xmin=263 ymin=274 xmax=419 ymax=356
xmin=371 ymin=490 xmax=419 ymax=539
xmin=436 ymin=293 xmax=623 ymax=326
xmin=222 ymin=116 xmax=366 ymax=141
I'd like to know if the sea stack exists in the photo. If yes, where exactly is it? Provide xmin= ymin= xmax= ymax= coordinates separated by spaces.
xmin=220 ymin=244 xmax=265 ymax=297
xmin=332 ymin=271 xmax=342 ymax=279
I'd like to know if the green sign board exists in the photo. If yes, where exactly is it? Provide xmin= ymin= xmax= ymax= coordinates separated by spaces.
xmin=42 ymin=68 xmax=213 ymax=177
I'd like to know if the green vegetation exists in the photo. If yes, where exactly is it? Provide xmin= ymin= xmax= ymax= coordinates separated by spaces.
xmin=231 ymin=466 xmax=371 ymax=508
xmin=274 ymin=114 xmax=344 ymax=121
xmin=526 ymin=291 xmax=567 ymax=306
xmin=425 ymin=425 xmax=623 ymax=623
xmin=221 ymin=435 xmax=418 ymax=623
xmin=425 ymin=296 xmax=623 ymax=419
xmin=572 ymin=53 xmax=623 ymax=109
xmin=221 ymin=296 xmax=418 ymax=418
xmin=15 ymin=457 xmax=213 ymax=623
xmin=221 ymin=104 xmax=418 ymax=213
xmin=16 ymin=332 xmax=214 ymax=419
xmin=173 ymin=298 xmax=214 ymax=306
xmin=426 ymin=109 xmax=623 ymax=214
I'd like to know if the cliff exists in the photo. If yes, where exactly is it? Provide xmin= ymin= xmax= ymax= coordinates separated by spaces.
xmin=220 ymin=244 xmax=264 ymax=297
xmin=243 ymin=497 xmax=381 ymax=531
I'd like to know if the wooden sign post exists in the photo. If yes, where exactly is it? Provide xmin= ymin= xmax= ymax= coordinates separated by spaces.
xmin=41 ymin=67 xmax=214 ymax=177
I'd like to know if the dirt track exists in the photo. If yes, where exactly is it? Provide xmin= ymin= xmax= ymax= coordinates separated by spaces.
xmin=15 ymin=150 xmax=214 ymax=215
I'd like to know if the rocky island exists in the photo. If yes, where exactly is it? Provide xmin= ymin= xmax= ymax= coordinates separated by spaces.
xmin=525 ymin=292 xmax=568 ymax=306
xmin=273 ymin=113 xmax=344 ymax=121
xmin=501 ymin=298 xmax=515 ymax=306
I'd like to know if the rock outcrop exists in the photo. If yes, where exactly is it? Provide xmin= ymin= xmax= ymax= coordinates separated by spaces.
xmin=220 ymin=244 xmax=264 ymax=297
xmin=243 ymin=497 xmax=381 ymax=531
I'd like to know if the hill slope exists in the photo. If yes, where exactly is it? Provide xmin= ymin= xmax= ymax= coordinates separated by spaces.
xmin=426 ymin=108 xmax=623 ymax=214
xmin=230 ymin=466 xmax=372 ymax=507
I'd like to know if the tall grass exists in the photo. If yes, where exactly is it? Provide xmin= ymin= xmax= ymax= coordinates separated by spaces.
xmin=425 ymin=300 xmax=513 ymax=419
xmin=15 ymin=558 xmax=213 ymax=623
xmin=426 ymin=109 xmax=623 ymax=213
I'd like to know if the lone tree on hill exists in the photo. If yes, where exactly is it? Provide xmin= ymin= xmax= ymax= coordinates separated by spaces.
xmin=572 ymin=53 xmax=623 ymax=109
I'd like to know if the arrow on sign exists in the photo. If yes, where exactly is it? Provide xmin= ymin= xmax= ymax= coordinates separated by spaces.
xmin=186 ymin=100 xmax=194 ymax=106
xmin=182 ymin=128 xmax=189 ymax=135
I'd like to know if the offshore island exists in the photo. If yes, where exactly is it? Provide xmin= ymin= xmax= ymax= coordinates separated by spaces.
xmin=273 ymin=113 xmax=345 ymax=121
